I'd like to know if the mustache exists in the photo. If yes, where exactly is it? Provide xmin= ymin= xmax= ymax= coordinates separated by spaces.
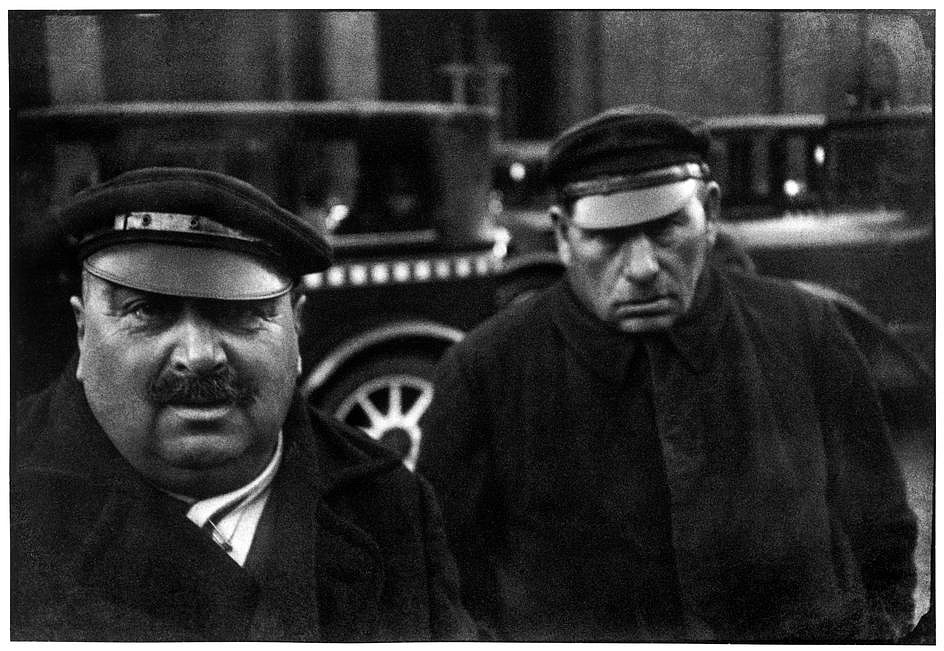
xmin=148 ymin=366 xmax=257 ymax=407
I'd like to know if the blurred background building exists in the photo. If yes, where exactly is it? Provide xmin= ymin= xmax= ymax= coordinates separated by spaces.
xmin=9 ymin=10 xmax=933 ymax=134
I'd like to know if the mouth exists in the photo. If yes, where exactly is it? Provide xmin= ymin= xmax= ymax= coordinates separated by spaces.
xmin=164 ymin=402 xmax=235 ymax=421
xmin=614 ymin=296 xmax=676 ymax=316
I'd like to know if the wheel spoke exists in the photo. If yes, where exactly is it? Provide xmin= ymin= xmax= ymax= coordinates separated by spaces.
xmin=403 ymin=424 xmax=422 ymax=471
xmin=402 ymin=387 xmax=434 ymax=426
xmin=357 ymin=393 xmax=386 ymax=427
xmin=333 ymin=372 xmax=436 ymax=464
xmin=388 ymin=383 xmax=404 ymax=419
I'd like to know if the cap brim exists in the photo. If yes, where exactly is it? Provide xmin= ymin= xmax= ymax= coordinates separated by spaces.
xmin=83 ymin=243 xmax=293 ymax=300
xmin=570 ymin=179 xmax=700 ymax=229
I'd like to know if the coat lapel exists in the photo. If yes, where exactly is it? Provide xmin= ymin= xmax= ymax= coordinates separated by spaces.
xmin=247 ymin=402 xmax=398 ymax=641
xmin=74 ymin=481 xmax=262 ymax=639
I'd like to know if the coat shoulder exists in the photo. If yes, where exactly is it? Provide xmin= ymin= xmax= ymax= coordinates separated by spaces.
xmin=13 ymin=382 xmax=57 ymax=466
xmin=720 ymin=269 xmax=833 ymax=331
xmin=449 ymin=284 xmax=559 ymax=364
xmin=307 ymin=406 xmax=403 ymax=465
xmin=301 ymin=403 xmax=438 ymax=509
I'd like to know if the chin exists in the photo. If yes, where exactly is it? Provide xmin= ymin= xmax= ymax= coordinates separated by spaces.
xmin=159 ymin=433 xmax=249 ymax=470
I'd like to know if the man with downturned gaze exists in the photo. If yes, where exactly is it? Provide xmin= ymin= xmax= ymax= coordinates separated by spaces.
xmin=418 ymin=106 xmax=918 ymax=642
xmin=11 ymin=167 xmax=473 ymax=641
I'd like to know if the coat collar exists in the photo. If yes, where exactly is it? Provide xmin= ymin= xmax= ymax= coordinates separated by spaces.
xmin=662 ymin=264 xmax=730 ymax=373
xmin=547 ymin=263 xmax=729 ymax=379
xmin=546 ymin=280 xmax=639 ymax=383
xmin=279 ymin=396 xmax=404 ymax=495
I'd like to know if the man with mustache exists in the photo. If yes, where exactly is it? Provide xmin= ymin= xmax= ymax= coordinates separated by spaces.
xmin=12 ymin=167 xmax=474 ymax=641
xmin=417 ymin=106 xmax=917 ymax=641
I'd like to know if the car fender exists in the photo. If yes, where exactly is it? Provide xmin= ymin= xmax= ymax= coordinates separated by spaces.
xmin=300 ymin=320 xmax=464 ymax=399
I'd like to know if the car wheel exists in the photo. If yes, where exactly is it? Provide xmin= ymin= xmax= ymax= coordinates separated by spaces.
xmin=319 ymin=353 xmax=437 ymax=470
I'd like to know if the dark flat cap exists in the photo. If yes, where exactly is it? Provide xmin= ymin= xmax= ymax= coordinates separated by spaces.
xmin=545 ymin=105 xmax=711 ymax=188
xmin=58 ymin=167 xmax=333 ymax=300
xmin=545 ymin=105 xmax=713 ymax=228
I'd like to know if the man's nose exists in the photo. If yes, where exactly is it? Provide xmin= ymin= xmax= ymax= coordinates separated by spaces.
xmin=169 ymin=309 xmax=227 ymax=374
xmin=620 ymin=233 xmax=660 ymax=283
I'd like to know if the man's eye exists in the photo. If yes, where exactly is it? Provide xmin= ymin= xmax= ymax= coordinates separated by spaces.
xmin=583 ymin=230 xmax=621 ymax=249
xmin=125 ymin=300 xmax=169 ymax=322
xmin=216 ymin=303 xmax=275 ymax=329
xmin=646 ymin=221 xmax=679 ymax=243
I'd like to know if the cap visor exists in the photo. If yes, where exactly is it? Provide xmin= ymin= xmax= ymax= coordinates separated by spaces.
xmin=570 ymin=179 xmax=700 ymax=229
xmin=83 ymin=243 xmax=292 ymax=300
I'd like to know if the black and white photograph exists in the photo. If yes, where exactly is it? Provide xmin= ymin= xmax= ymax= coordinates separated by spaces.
xmin=8 ymin=9 xmax=934 ymax=642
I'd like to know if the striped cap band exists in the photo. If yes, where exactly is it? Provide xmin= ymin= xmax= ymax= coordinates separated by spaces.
xmin=111 ymin=212 xmax=261 ymax=241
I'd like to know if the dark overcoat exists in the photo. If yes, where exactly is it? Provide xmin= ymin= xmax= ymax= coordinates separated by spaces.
xmin=417 ymin=266 xmax=917 ymax=642
xmin=12 ymin=360 xmax=475 ymax=641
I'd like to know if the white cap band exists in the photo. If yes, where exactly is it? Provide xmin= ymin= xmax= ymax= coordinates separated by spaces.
xmin=570 ymin=178 xmax=702 ymax=229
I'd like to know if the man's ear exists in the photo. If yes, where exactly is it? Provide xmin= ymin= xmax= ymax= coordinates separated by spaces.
xmin=70 ymin=295 xmax=86 ymax=381
xmin=70 ymin=295 xmax=85 ymax=339
xmin=703 ymin=181 xmax=721 ymax=221
xmin=550 ymin=205 xmax=572 ymax=266
xmin=292 ymin=293 xmax=307 ymax=334
xmin=290 ymin=294 xmax=307 ymax=378
xmin=703 ymin=181 xmax=722 ymax=247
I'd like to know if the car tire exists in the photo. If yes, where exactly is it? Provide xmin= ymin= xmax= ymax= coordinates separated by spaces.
xmin=318 ymin=352 xmax=438 ymax=470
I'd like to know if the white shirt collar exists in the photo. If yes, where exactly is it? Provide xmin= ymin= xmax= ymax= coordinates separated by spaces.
xmin=168 ymin=432 xmax=284 ymax=566
xmin=185 ymin=431 xmax=283 ymax=527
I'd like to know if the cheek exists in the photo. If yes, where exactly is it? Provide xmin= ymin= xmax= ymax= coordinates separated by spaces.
xmin=570 ymin=241 xmax=616 ymax=279
xmin=230 ymin=339 xmax=300 ymax=436
xmin=78 ymin=338 xmax=163 ymax=457
xmin=79 ymin=332 xmax=159 ymax=397
xmin=584 ymin=251 xmax=629 ymax=293
xmin=682 ymin=234 xmax=711 ymax=269
xmin=565 ymin=249 xmax=627 ymax=316
xmin=230 ymin=333 xmax=300 ymax=391
xmin=663 ymin=235 xmax=711 ymax=287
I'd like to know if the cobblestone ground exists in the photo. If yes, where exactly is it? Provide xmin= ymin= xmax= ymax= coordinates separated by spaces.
xmin=894 ymin=428 xmax=934 ymax=629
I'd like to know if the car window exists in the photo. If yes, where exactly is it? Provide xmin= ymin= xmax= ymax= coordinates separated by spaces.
xmin=708 ymin=111 xmax=931 ymax=223
xmin=825 ymin=117 xmax=931 ymax=219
